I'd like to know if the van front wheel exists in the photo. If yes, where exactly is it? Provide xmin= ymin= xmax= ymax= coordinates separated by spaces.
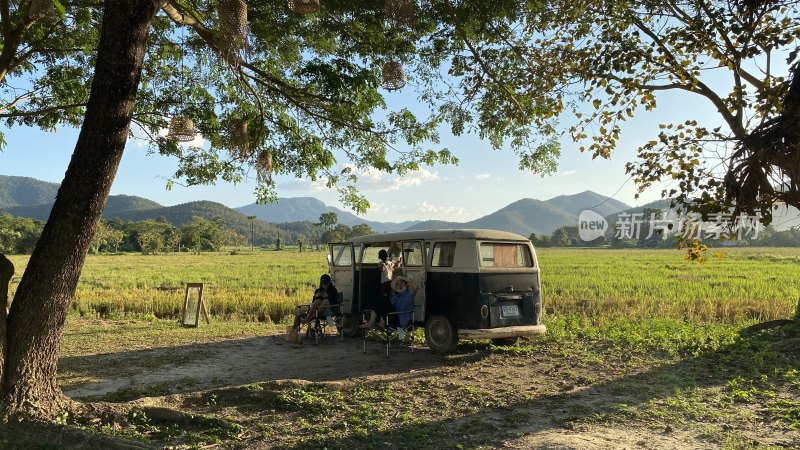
xmin=425 ymin=315 xmax=458 ymax=353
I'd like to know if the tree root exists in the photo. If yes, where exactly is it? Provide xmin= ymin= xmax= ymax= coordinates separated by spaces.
xmin=0 ymin=419 xmax=154 ymax=449
xmin=739 ymin=319 xmax=795 ymax=336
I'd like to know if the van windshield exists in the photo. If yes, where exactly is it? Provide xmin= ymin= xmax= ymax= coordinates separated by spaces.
xmin=479 ymin=243 xmax=533 ymax=268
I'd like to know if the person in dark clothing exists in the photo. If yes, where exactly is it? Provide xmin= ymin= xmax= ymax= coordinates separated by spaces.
xmin=297 ymin=274 xmax=338 ymax=325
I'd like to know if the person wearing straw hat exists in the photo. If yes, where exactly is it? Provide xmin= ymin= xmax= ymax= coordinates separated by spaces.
xmin=361 ymin=275 xmax=417 ymax=330
xmin=388 ymin=276 xmax=416 ymax=330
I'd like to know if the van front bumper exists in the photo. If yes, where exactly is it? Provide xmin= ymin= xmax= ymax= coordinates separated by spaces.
xmin=458 ymin=324 xmax=546 ymax=340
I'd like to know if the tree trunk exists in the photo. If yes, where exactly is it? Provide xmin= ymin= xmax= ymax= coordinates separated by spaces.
xmin=0 ymin=1 xmax=162 ymax=421
xmin=0 ymin=254 xmax=14 ymax=393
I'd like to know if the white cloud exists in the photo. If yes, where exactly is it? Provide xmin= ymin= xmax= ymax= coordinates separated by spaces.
xmin=340 ymin=165 xmax=441 ymax=192
xmin=560 ymin=170 xmax=577 ymax=176
xmin=398 ymin=201 xmax=467 ymax=218
xmin=280 ymin=177 xmax=331 ymax=193
xmin=475 ymin=173 xmax=491 ymax=180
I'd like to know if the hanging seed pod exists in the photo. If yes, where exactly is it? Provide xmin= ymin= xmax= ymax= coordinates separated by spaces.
xmin=256 ymin=150 xmax=274 ymax=183
xmin=29 ymin=0 xmax=57 ymax=20
xmin=167 ymin=115 xmax=195 ymax=142
xmin=219 ymin=0 xmax=249 ymax=61
xmin=228 ymin=119 xmax=250 ymax=159
xmin=385 ymin=0 xmax=415 ymax=28
xmin=287 ymin=0 xmax=320 ymax=15
xmin=381 ymin=60 xmax=406 ymax=91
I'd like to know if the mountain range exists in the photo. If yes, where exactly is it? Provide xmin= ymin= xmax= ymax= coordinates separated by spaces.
xmin=406 ymin=191 xmax=630 ymax=236
xmin=236 ymin=198 xmax=420 ymax=233
xmin=0 ymin=175 xmax=634 ymax=236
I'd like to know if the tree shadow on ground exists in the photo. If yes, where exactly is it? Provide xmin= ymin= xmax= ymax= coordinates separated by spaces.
xmin=47 ymin=326 xmax=800 ymax=449
xmin=271 ymin=330 xmax=800 ymax=450
xmin=57 ymin=333 xmax=476 ymax=402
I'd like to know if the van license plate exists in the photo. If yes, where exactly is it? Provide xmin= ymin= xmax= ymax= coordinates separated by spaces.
xmin=501 ymin=305 xmax=520 ymax=317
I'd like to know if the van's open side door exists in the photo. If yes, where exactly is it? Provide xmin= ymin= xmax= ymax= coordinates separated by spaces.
xmin=401 ymin=240 xmax=426 ymax=323
xmin=329 ymin=243 xmax=355 ymax=315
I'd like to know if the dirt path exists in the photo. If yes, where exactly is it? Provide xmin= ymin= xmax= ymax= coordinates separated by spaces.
xmin=60 ymin=333 xmax=786 ymax=449
xmin=63 ymin=333 xmax=442 ymax=400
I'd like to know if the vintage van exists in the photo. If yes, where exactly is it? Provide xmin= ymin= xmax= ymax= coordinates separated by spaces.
xmin=328 ymin=229 xmax=546 ymax=352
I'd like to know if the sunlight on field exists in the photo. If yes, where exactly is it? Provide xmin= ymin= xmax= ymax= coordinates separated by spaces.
xmin=6 ymin=247 xmax=800 ymax=325
xmin=538 ymin=247 xmax=800 ymax=323
xmin=7 ymin=249 xmax=330 ymax=324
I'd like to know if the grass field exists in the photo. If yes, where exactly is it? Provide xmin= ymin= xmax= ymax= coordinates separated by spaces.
xmin=7 ymin=246 xmax=800 ymax=325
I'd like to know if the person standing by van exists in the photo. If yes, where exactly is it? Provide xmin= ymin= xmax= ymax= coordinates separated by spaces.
xmin=378 ymin=249 xmax=401 ymax=298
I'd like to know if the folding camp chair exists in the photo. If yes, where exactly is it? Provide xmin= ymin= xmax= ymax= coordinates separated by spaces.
xmin=362 ymin=305 xmax=415 ymax=356
xmin=296 ymin=303 xmax=343 ymax=345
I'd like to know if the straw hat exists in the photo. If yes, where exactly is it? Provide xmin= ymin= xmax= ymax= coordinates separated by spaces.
xmin=391 ymin=276 xmax=409 ymax=292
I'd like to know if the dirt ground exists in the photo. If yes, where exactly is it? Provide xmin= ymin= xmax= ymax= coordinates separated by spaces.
xmin=59 ymin=332 xmax=793 ymax=449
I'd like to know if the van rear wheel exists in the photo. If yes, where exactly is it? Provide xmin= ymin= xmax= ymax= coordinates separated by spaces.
xmin=425 ymin=315 xmax=458 ymax=353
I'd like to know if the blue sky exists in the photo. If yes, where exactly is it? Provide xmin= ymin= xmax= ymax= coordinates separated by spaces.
xmin=0 ymin=80 xmax=722 ymax=223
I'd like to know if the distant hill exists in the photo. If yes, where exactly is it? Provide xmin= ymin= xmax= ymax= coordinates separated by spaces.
xmin=103 ymin=195 xmax=163 ymax=218
xmin=0 ymin=193 xmax=164 ymax=222
xmin=110 ymin=200 xmax=305 ymax=245
xmin=405 ymin=220 xmax=460 ymax=231
xmin=468 ymin=199 xmax=578 ymax=236
xmin=546 ymin=190 xmax=630 ymax=217
xmin=1 ymin=175 xmax=640 ymax=238
xmin=0 ymin=175 xmax=59 ymax=209
xmin=408 ymin=192 xmax=631 ymax=236
xmin=236 ymin=197 xmax=419 ymax=233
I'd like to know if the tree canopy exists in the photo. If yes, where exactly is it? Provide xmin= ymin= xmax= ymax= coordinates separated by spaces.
xmin=2 ymin=2 xmax=799 ymax=220
xmin=0 ymin=0 xmax=568 ymax=214
xmin=433 ymin=0 xmax=800 ymax=222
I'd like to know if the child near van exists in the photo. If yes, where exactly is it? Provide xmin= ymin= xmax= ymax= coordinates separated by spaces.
xmin=378 ymin=249 xmax=401 ymax=298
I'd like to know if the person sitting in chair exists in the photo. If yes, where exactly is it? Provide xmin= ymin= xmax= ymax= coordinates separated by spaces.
xmin=296 ymin=274 xmax=338 ymax=326
xmin=361 ymin=275 xmax=416 ymax=330
xmin=387 ymin=276 xmax=415 ymax=332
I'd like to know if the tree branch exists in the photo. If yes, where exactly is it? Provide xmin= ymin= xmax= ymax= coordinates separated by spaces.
xmin=1 ymin=0 xmax=10 ymax=38
xmin=161 ymin=2 xmax=350 ymax=107
xmin=697 ymin=1 xmax=745 ymax=123
xmin=0 ymin=89 xmax=38 ymax=114
xmin=600 ymin=73 xmax=685 ymax=91
xmin=629 ymin=13 xmax=746 ymax=138
xmin=0 ymin=13 xmax=36 ymax=84
xmin=0 ymin=102 xmax=87 ymax=118
xmin=443 ymin=0 xmax=528 ymax=119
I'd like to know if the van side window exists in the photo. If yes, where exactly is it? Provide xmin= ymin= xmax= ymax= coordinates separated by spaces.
xmin=431 ymin=242 xmax=456 ymax=267
xmin=331 ymin=244 xmax=353 ymax=267
xmin=402 ymin=241 xmax=423 ymax=266
xmin=479 ymin=243 xmax=533 ymax=268
xmin=361 ymin=246 xmax=384 ymax=264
